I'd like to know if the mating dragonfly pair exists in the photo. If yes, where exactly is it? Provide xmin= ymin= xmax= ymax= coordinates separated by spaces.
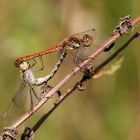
xmin=4 ymin=15 xmax=132 ymax=124
xmin=4 ymin=28 xmax=98 ymax=123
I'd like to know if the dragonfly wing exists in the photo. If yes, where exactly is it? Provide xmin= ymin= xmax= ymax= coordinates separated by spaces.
xmin=12 ymin=82 xmax=27 ymax=106
xmin=72 ymin=28 xmax=96 ymax=39
xmin=73 ymin=47 xmax=87 ymax=64
xmin=4 ymin=82 xmax=29 ymax=125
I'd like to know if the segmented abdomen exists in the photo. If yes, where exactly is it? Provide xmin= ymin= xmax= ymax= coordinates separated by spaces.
xmin=15 ymin=44 xmax=62 ymax=67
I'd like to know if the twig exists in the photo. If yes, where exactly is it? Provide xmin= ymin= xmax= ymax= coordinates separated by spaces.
xmin=8 ymin=15 xmax=140 ymax=129
xmin=32 ymin=84 xmax=77 ymax=132
xmin=93 ymin=29 xmax=140 ymax=75
xmin=30 ymin=29 xmax=140 ymax=134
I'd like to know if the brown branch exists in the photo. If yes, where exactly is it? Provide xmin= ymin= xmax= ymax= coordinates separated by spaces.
xmin=5 ymin=16 xmax=140 ymax=130
xmin=30 ymin=29 xmax=140 ymax=134
xmin=32 ymin=84 xmax=77 ymax=132
xmin=93 ymin=29 xmax=140 ymax=74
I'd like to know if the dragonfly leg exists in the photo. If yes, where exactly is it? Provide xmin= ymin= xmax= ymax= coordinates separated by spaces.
xmin=40 ymin=83 xmax=62 ymax=98
xmin=29 ymin=58 xmax=37 ymax=68
xmin=31 ymin=86 xmax=39 ymax=100
xmin=39 ymin=56 xmax=44 ymax=70
xmin=32 ymin=56 xmax=44 ymax=72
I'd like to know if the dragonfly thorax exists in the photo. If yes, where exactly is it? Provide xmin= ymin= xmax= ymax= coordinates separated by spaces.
xmin=21 ymin=69 xmax=36 ymax=85
xmin=68 ymin=42 xmax=80 ymax=50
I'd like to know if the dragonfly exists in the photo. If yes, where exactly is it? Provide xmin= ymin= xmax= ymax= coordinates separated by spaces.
xmin=15 ymin=28 xmax=97 ymax=67
xmin=14 ymin=28 xmax=116 ymax=74
xmin=4 ymin=28 xmax=113 ymax=124
xmin=4 ymin=50 xmax=67 ymax=125
xmin=14 ymin=28 xmax=116 ymax=93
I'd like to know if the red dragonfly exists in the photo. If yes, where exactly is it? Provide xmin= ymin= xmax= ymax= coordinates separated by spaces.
xmin=15 ymin=28 xmax=96 ymax=67
xmin=4 ymin=29 xmax=96 ymax=124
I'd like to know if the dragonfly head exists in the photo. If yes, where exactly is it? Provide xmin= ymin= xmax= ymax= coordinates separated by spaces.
xmin=15 ymin=57 xmax=28 ymax=68
xmin=82 ymin=34 xmax=93 ymax=47
xmin=15 ymin=58 xmax=22 ymax=67
xmin=19 ymin=62 xmax=29 ymax=71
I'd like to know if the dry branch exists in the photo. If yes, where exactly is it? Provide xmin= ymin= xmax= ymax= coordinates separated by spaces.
xmin=30 ymin=30 xmax=140 ymax=134
xmin=11 ymin=16 xmax=140 ymax=129
xmin=1 ymin=15 xmax=140 ymax=140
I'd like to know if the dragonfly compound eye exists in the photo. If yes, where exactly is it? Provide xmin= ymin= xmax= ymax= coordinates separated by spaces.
xmin=82 ymin=34 xmax=93 ymax=47
xmin=15 ymin=56 xmax=27 ymax=68
xmin=15 ymin=58 xmax=22 ymax=67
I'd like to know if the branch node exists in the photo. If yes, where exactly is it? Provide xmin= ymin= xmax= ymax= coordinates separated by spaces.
xmin=112 ymin=15 xmax=133 ymax=36
xmin=0 ymin=127 xmax=18 ymax=140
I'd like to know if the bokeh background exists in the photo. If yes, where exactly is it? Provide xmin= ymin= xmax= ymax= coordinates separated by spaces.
xmin=0 ymin=0 xmax=140 ymax=140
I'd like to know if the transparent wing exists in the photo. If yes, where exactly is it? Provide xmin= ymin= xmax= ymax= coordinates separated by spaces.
xmin=4 ymin=82 xmax=29 ymax=125
xmin=72 ymin=47 xmax=87 ymax=64
xmin=72 ymin=28 xmax=96 ymax=39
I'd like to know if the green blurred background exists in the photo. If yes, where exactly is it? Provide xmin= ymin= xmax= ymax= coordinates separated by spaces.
xmin=0 ymin=0 xmax=140 ymax=140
